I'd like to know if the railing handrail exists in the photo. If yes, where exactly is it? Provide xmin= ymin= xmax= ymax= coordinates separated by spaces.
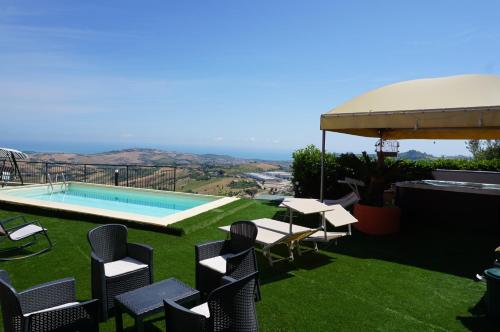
xmin=15 ymin=160 xmax=177 ymax=169
xmin=4 ymin=160 xmax=177 ymax=192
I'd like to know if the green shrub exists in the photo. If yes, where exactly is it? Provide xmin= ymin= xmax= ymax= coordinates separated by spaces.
xmin=292 ymin=145 xmax=500 ymax=199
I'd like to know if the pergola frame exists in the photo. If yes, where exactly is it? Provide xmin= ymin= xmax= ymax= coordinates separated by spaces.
xmin=319 ymin=75 xmax=500 ymax=201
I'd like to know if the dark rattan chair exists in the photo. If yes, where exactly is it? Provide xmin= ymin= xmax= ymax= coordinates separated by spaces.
xmin=0 ymin=269 xmax=99 ymax=332
xmin=0 ymin=215 xmax=52 ymax=261
xmin=195 ymin=221 xmax=260 ymax=300
xmin=88 ymin=224 xmax=153 ymax=321
xmin=164 ymin=272 xmax=259 ymax=332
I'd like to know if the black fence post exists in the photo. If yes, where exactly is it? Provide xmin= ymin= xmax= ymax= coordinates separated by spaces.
xmin=44 ymin=162 xmax=48 ymax=183
xmin=114 ymin=169 xmax=119 ymax=186
xmin=84 ymin=165 xmax=87 ymax=183
xmin=173 ymin=167 xmax=176 ymax=191
xmin=126 ymin=165 xmax=129 ymax=187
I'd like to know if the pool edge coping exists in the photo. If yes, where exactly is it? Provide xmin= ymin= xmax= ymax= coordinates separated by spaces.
xmin=0 ymin=183 xmax=239 ymax=227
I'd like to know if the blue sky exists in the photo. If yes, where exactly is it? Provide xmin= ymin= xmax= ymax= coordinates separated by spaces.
xmin=1 ymin=1 xmax=500 ymax=159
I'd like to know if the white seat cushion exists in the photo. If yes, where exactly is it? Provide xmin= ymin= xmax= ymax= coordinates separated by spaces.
xmin=104 ymin=257 xmax=148 ymax=278
xmin=24 ymin=302 xmax=80 ymax=317
xmin=199 ymin=254 xmax=234 ymax=274
xmin=9 ymin=224 xmax=46 ymax=241
xmin=190 ymin=302 xmax=210 ymax=318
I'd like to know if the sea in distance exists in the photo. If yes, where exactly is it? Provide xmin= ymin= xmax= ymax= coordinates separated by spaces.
xmin=6 ymin=141 xmax=293 ymax=161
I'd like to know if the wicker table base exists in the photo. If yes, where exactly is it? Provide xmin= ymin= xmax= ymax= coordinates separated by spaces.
xmin=114 ymin=278 xmax=200 ymax=332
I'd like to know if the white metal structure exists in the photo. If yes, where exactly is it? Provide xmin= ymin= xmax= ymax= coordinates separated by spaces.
xmin=0 ymin=147 xmax=28 ymax=185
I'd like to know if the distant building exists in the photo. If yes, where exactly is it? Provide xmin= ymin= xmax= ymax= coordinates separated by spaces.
xmin=265 ymin=171 xmax=292 ymax=180
xmin=244 ymin=172 xmax=278 ymax=182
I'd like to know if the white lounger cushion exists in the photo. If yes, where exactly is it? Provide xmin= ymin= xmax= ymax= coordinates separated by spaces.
xmin=305 ymin=231 xmax=347 ymax=241
xmin=280 ymin=198 xmax=335 ymax=214
xmin=252 ymin=218 xmax=311 ymax=234
xmin=199 ymin=254 xmax=233 ymax=274
xmin=104 ymin=257 xmax=148 ymax=277
xmin=24 ymin=302 xmax=80 ymax=317
xmin=191 ymin=302 xmax=210 ymax=318
xmin=9 ymin=224 xmax=45 ymax=241
xmin=281 ymin=194 xmax=359 ymax=210
xmin=219 ymin=223 xmax=311 ymax=246
xmin=324 ymin=204 xmax=358 ymax=227
xmin=323 ymin=192 xmax=360 ymax=209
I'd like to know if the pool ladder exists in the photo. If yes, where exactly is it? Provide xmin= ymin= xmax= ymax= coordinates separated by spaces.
xmin=47 ymin=173 xmax=68 ymax=194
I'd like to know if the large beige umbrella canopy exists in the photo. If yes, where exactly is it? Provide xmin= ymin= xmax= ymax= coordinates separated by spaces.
xmin=321 ymin=74 xmax=500 ymax=139
xmin=319 ymin=74 xmax=500 ymax=200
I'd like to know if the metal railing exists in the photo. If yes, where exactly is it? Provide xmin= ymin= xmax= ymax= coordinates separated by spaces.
xmin=6 ymin=161 xmax=177 ymax=191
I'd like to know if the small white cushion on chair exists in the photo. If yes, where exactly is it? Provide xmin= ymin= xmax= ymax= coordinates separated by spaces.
xmin=24 ymin=302 xmax=80 ymax=317
xmin=104 ymin=257 xmax=148 ymax=278
xmin=9 ymin=224 xmax=45 ymax=241
xmin=190 ymin=302 xmax=210 ymax=318
xmin=199 ymin=254 xmax=233 ymax=274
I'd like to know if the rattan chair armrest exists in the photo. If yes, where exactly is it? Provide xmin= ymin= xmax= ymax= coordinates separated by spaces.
xmin=226 ymin=248 xmax=258 ymax=280
xmin=90 ymin=251 xmax=105 ymax=265
xmin=164 ymin=299 xmax=206 ymax=331
xmin=0 ymin=269 xmax=11 ymax=284
xmin=127 ymin=242 xmax=153 ymax=265
xmin=220 ymin=275 xmax=237 ymax=286
xmin=19 ymin=278 xmax=76 ymax=314
xmin=27 ymin=299 xmax=100 ymax=332
xmin=90 ymin=252 xmax=105 ymax=287
xmin=227 ymin=247 xmax=253 ymax=262
xmin=195 ymin=240 xmax=230 ymax=262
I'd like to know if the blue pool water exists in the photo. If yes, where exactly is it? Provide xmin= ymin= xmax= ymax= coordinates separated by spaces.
xmin=6 ymin=184 xmax=218 ymax=217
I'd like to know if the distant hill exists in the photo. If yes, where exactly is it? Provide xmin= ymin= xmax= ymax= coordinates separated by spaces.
xmin=398 ymin=149 xmax=470 ymax=160
xmin=27 ymin=148 xmax=290 ymax=169
xmin=398 ymin=150 xmax=435 ymax=160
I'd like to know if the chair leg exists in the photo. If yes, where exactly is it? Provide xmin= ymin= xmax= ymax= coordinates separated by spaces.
xmin=42 ymin=228 xmax=53 ymax=249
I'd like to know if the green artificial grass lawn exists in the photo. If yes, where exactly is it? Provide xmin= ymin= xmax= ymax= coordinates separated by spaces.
xmin=0 ymin=199 xmax=496 ymax=331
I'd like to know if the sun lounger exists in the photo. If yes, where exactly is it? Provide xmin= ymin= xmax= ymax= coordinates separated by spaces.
xmin=219 ymin=204 xmax=357 ymax=266
xmin=253 ymin=215 xmax=353 ymax=244
xmin=280 ymin=177 xmax=363 ymax=210
xmin=219 ymin=223 xmax=321 ymax=266
xmin=0 ymin=215 xmax=52 ymax=261
xmin=304 ymin=204 xmax=357 ymax=243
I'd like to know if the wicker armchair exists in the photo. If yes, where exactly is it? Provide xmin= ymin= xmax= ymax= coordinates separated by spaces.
xmin=0 ymin=270 xmax=99 ymax=332
xmin=88 ymin=224 xmax=153 ymax=321
xmin=164 ymin=272 xmax=259 ymax=332
xmin=195 ymin=221 xmax=260 ymax=300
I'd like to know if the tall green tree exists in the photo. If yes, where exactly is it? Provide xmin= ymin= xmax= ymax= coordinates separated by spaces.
xmin=466 ymin=140 xmax=500 ymax=160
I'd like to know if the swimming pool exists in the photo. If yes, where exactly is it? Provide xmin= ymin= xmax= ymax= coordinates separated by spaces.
xmin=0 ymin=183 xmax=238 ymax=226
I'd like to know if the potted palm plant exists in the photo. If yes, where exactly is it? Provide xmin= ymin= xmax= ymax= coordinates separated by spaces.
xmin=351 ymin=150 xmax=401 ymax=235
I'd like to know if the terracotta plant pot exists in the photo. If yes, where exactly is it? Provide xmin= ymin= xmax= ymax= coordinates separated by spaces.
xmin=353 ymin=203 xmax=401 ymax=235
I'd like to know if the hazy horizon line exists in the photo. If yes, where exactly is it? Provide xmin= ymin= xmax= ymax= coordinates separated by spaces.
xmin=4 ymin=141 xmax=471 ymax=162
